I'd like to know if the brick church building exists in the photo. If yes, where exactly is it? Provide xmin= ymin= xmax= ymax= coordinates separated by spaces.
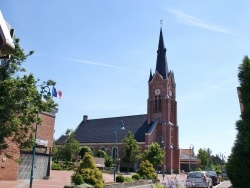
xmin=57 ymin=27 xmax=184 ymax=173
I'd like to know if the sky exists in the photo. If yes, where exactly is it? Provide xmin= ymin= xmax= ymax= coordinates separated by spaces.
xmin=2 ymin=1 xmax=249 ymax=160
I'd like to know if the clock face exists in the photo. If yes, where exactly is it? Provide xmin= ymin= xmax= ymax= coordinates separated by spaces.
xmin=168 ymin=89 xmax=172 ymax=97
xmin=155 ymin=89 xmax=161 ymax=96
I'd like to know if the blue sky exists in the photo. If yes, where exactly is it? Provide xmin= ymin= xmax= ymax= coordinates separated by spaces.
xmin=2 ymin=1 xmax=249 ymax=159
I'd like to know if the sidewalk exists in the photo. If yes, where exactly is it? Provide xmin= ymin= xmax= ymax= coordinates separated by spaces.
xmin=217 ymin=181 xmax=233 ymax=188
xmin=0 ymin=170 xmax=74 ymax=188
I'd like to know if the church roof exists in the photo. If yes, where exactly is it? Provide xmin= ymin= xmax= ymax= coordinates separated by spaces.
xmin=73 ymin=114 xmax=152 ymax=144
xmin=155 ymin=28 xmax=168 ymax=79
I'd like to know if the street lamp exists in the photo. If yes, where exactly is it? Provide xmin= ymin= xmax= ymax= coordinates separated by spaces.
xmin=157 ymin=136 xmax=165 ymax=174
xmin=113 ymin=120 xmax=125 ymax=182
xmin=189 ymin=144 xmax=194 ymax=172
xmin=29 ymin=85 xmax=51 ymax=188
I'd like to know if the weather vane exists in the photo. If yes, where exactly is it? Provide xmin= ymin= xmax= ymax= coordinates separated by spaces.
xmin=160 ymin=20 xmax=163 ymax=26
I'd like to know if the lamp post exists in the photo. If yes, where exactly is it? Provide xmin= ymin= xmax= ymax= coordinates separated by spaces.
xmin=113 ymin=120 xmax=125 ymax=182
xmin=29 ymin=85 xmax=51 ymax=188
xmin=157 ymin=136 xmax=165 ymax=174
xmin=189 ymin=144 xmax=194 ymax=172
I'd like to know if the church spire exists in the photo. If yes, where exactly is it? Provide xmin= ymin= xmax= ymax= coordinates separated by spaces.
xmin=155 ymin=27 xmax=168 ymax=79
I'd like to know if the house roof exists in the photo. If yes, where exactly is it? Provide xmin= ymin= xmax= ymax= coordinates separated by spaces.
xmin=56 ymin=135 xmax=69 ymax=145
xmin=73 ymin=114 xmax=153 ymax=144
xmin=180 ymin=153 xmax=200 ymax=161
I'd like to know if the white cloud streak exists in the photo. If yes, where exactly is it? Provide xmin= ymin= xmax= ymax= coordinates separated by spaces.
xmin=166 ymin=8 xmax=231 ymax=34
xmin=39 ymin=54 xmax=148 ymax=74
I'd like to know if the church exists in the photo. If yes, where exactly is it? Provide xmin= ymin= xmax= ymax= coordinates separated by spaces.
xmin=56 ymin=27 xmax=199 ymax=173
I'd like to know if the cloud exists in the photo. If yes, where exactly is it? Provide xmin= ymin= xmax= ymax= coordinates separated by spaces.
xmin=38 ymin=54 xmax=148 ymax=74
xmin=166 ymin=8 xmax=231 ymax=34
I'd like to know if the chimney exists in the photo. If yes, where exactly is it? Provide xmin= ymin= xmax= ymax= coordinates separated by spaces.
xmin=83 ymin=115 xmax=88 ymax=122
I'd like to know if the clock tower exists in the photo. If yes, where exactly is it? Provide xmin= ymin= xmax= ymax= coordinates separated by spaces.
xmin=146 ymin=27 xmax=180 ymax=173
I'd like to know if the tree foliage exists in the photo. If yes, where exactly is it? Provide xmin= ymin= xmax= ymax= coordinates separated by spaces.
xmin=0 ymin=38 xmax=57 ymax=156
xmin=136 ymin=160 xmax=157 ymax=180
xmin=142 ymin=142 xmax=164 ymax=169
xmin=122 ymin=131 xmax=141 ymax=173
xmin=227 ymin=56 xmax=250 ymax=188
xmin=79 ymin=146 xmax=93 ymax=159
xmin=96 ymin=149 xmax=106 ymax=158
xmin=197 ymin=148 xmax=209 ymax=170
xmin=57 ymin=129 xmax=80 ymax=162
xmin=73 ymin=153 xmax=104 ymax=188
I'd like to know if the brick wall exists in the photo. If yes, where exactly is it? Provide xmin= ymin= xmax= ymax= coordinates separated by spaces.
xmin=0 ymin=110 xmax=57 ymax=180
xmin=0 ymin=141 xmax=20 ymax=180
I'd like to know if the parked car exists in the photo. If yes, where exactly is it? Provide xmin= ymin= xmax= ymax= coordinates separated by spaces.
xmin=186 ymin=171 xmax=213 ymax=188
xmin=206 ymin=171 xmax=220 ymax=185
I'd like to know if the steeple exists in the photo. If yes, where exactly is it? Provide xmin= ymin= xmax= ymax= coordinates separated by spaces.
xmin=155 ymin=28 xmax=168 ymax=79
xmin=148 ymin=69 xmax=153 ymax=82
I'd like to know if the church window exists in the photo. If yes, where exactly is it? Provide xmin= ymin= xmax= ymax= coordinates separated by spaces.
xmin=154 ymin=95 xmax=162 ymax=113
xmin=112 ymin=147 xmax=118 ymax=159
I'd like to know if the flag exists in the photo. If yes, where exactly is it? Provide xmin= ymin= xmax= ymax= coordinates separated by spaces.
xmin=52 ymin=86 xmax=62 ymax=99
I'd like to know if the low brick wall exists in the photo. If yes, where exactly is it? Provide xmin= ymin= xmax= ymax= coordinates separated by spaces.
xmin=104 ymin=180 xmax=153 ymax=188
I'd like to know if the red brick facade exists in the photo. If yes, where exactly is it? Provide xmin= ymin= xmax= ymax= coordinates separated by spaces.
xmin=0 ymin=110 xmax=57 ymax=180
xmin=146 ymin=71 xmax=180 ymax=173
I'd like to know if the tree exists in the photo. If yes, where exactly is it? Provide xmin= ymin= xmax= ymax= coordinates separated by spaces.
xmin=197 ymin=148 xmax=209 ymax=170
xmin=96 ymin=150 xmax=106 ymax=158
xmin=122 ymin=131 xmax=141 ymax=173
xmin=136 ymin=160 xmax=157 ymax=180
xmin=73 ymin=153 xmax=104 ymax=188
xmin=79 ymin=146 xmax=93 ymax=158
xmin=227 ymin=56 xmax=250 ymax=188
xmin=142 ymin=142 xmax=164 ymax=170
xmin=52 ymin=141 xmax=59 ymax=162
xmin=0 ymin=38 xmax=57 ymax=156
xmin=57 ymin=129 xmax=80 ymax=161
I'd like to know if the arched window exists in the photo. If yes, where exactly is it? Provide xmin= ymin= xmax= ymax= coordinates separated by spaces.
xmin=154 ymin=95 xmax=162 ymax=113
xmin=90 ymin=147 xmax=94 ymax=154
xmin=100 ymin=147 xmax=105 ymax=152
xmin=112 ymin=147 xmax=118 ymax=159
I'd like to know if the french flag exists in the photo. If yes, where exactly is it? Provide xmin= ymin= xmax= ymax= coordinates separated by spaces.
xmin=52 ymin=87 xmax=62 ymax=99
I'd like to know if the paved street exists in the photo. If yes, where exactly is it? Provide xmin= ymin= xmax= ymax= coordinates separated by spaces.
xmin=0 ymin=170 xmax=232 ymax=188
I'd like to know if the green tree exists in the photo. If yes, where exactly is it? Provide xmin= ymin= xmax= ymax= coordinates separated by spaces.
xmin=142 ymin=142 xmax=164 ymax=170
xmin=136 ymin=160 xmax=157 ymax=180
xmin=79 ymin=146 xmax=93 ymax=158
xmin=52 ymin=141 xmax=59 ymax=162
xmin=74 ymin=153 xmax=104 ymax=188
xmin=122 ymin=131 xmax=141 ymax=173
xmin=96 ymin=149 xmax=106 ymax=158
xmin=197 ymin=148 xmax=209 ymax=170
xmin=0 ymin=38 xmax=57 ymax=156
xmin=227 ymin=56 xmax=250 ymax=188
xmin=104 ymin=155 xmax=113 ymax=167
xmin=58 ymin=129 xmax=80 ymax=161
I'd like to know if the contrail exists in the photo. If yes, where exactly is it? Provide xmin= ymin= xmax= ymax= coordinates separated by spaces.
xmin=49 ymin=55 xmax=148 ymax=74
xmin=166 ymin=8 xmax=232 ymax=34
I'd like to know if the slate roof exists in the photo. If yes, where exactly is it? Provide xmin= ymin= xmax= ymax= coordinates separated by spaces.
xmin=155 ymin=28 xmax=168 ymax=79
xmin=180 ymin=153 xmax=200 ymax=161
xmin=74 ymin=114 xmax=152 ymax=144
xmin=56 ymin=135 xmax=68 ymax=145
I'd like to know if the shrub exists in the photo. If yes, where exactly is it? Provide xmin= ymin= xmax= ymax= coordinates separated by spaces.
xmin=104 ymin=155 xmax=113 ymax=167
xmin=74 ymin=153 xmax=104 ymax=188
xmin=72 ymin=174 xmax=84 ymax=185
xmin=51 ymin=162 xmax=62 ymax=170
xmin=136 ymin=160 xmax=157 ymax=180
xmin=132 ymin=173 xmax=140 ymax=180
xmin=116 ymin=175 xmax=125 ymax=182
xmin=195 ymin=168 xmax=202 ymax=171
